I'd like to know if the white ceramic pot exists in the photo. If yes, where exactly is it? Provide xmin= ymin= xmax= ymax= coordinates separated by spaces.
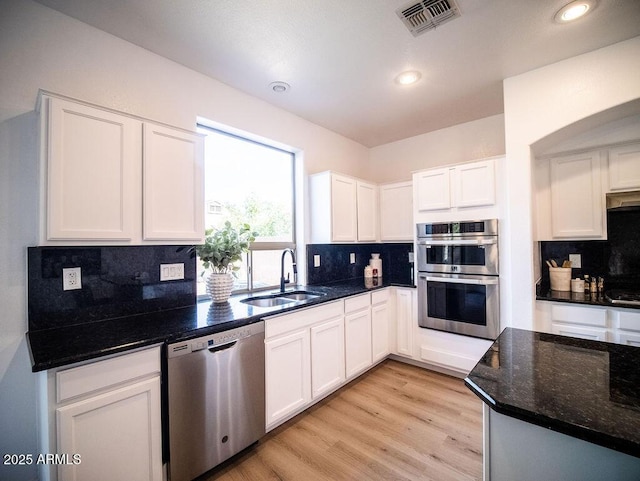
xmin=206 ymin=272 xmax=235 ymax=303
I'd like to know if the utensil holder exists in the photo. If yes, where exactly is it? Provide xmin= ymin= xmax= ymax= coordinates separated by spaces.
xmin=549 ymin=267 xmax=571 ymax=291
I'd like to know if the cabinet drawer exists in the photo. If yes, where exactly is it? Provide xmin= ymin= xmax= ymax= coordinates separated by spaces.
xmin=265 ymin=301 xmax=343 ymax=339
xmin=550 ymin=304 xmax=606 ymax=327
xmin=57 ymin=346 xmax=161 ymax=403
xmin=345 ymin=294 xmax=370 ymax=313
xmin=551 ymin=323 xmax=608 ymax=342
xmin=371 ymin=289 xmax=390 ymax=305
xmin=615 ymin=309 xmax=640 ymax=332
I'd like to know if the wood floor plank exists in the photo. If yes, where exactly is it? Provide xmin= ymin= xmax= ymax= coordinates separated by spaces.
xmin=203 ymin=359 xmax=483 ymax=481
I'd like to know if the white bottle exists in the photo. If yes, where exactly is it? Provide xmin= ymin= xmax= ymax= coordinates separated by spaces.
xmin=369 ymin=253 xmax=382 ymax=278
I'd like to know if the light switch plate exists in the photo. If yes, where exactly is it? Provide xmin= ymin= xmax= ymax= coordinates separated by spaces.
xmin=569 ymin=254 xmax=581 ymax=269
xmin=350 ymin=253 xmax=356 ymax=264
xmin=314 ymin=255 xmax=321 ymax=267
xmin=160 ymin=263 xmax=185 ymax=281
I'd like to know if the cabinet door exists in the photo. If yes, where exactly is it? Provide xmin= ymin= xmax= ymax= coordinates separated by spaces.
xmin=47 ymin=97 xmax=139 ymax=240
xmin=371 ymin=302 xmax=390 ymax=362
xmin=345 ymin=308 xmax=372 ymax=378
xmin=57 ymin=377 xmax=162 ymax=481
xmin=310 ymin=317 xmax=345 ymax=399
xmin=415 ymin=168 xmax=451 ymax=211
xmin=455 ymin=160 xmax=496 ymax=208
xmin=395 ymin=288 xmax=414 ymax=358
xmin=356 ymin=181 xmax=377 ymax=241
xmin=265 ymin=330 xmax=311 ymax=428
xmin=143 ymin=123 xmax=204 ymax=241
xmin=550 ymin=152 xmax=604 ymax=238
xmin=379 ymin=182 xmax=413 ymax=241
xmin=608 ymin=143 xmax=640 ymax=191
xmin=330 ymin=174 xmax=357 ymax=241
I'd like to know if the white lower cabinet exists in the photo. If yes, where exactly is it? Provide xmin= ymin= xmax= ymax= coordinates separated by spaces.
xmin=394 ymin=287 xmax=415 ymax=358
xmin=40 ymin=346 xmax=162 ymax=481
xmin=371 ymin=289 xmax=390 ymax=362
xmin=264 ymin=289 xmax=395 ymax=431
xmin=310 ymin=318 xmax=345 ymax=398
xmin=536 ymin=301 xmax=640 ymax=345
xmin=264 ymin=301 xmax=344 ymax=431
xmin=548 ymin=303 xmax=609 ymax=341
xmin=57 ymin=377 xmax=161 ymax=481
xmin=613 ymin=309 xmax=640 ymax=347
xmin=265 ymin=329 xmax=311 ymax=427
xmin=344 ymin=294 xmax=373 ymax=379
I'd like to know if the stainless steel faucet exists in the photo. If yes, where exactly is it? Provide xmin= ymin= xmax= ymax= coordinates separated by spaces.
xmin=280 ymin=248 xmax=297 ymax=292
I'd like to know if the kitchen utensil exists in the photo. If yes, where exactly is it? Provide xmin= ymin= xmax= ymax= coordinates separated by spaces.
xmin=549 ymin=267 xmax=571 ymax=291
xmin=550 ymin=259 xmax=558 ymax=268
xmin=546 ymin=260 xmax=553 ymax=268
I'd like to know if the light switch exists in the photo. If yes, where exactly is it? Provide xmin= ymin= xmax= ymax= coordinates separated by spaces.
xmin=350 ymin=253 xmax=356 ymax=264
xmin=314 ymin=255 xmax=321 ymax=267
xmin=569 ymin=254 xmax=581 ymax=269
xmin=161 ymin=263 xmax=185 ymax=281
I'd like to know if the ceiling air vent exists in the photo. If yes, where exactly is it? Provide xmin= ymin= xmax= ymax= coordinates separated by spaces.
xmin=396 ymin=0 xmax=461 ymax=37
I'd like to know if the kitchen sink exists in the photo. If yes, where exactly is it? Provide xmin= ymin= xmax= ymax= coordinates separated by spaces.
xmin=240 ymin=290 xmax=326 ymax=307
xmin=241 ymin=296 xmax=296 ymax=307
xmin=279 ymin=291 xmax=325 ymax=301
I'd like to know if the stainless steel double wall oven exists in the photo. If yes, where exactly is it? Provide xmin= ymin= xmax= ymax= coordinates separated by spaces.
xmin=416 ymin=219 xmax=500 ymax=340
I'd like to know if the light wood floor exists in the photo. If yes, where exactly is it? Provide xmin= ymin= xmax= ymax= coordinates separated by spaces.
xmin=204 ymin=359 xmax=483 ymax=481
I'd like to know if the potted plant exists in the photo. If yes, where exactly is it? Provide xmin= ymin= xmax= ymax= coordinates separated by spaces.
xmin=195 ymin=221 xmax=256 ymax=303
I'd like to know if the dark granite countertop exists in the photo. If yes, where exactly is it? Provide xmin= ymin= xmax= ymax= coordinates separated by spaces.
xmin=27 ymin=278 xmax=413 ymax=372
xmin=465 ymin=327 xmax=640 ymax=458
xmin=536 ymin=283 xmax=640 ymax=310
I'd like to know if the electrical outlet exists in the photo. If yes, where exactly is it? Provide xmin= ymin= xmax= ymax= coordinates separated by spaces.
xmin=63 ymin=267 xmax=82 ymax=291
xmin=350 ymin=253 xmax=356 ymax=264
xmin=569 ymin=254 xmax=582 ymax=269
xmin=408 ymin=252 xmax=414 ymax=263
xmin=314 ymin=255 xmax=321 ymax=267
xmin=160 ymin=263 xmax=185 ymax=281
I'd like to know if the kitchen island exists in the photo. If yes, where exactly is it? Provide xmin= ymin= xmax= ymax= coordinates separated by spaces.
xmin=465 ymin=327 xmax=640 ymax=481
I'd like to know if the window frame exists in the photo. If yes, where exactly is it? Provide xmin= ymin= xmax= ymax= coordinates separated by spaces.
xmin=197 ymin=124 xmax=297 ymax=295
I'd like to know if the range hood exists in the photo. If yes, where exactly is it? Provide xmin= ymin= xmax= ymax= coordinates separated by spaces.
xmin=606 ymin=191 xmax=640 ymax=210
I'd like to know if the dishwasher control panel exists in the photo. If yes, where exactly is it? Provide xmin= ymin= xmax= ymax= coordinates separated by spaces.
xmin=167 ymin=321 xmax=264 ymax=358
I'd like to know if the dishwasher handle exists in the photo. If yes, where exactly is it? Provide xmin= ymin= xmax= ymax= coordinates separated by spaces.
xmin=208 ymin=340 xmax=237 ymax=353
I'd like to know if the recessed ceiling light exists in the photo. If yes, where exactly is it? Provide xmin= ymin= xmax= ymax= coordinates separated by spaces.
xmin=395 ymin=70 xmax=422 ymax=86
xmin=269 ymin=81 xmax=290 ymax=93
xmin=554 ymin=0 xmax=596 ymax=23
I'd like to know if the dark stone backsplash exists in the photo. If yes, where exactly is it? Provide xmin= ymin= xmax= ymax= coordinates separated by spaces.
xmin=540 ymin=207 xmax=640 ymax=290
xmin=28 ymin=245 xmax=196 ymax=331
xmin=306 ymin=243 xmax=414 ymax=286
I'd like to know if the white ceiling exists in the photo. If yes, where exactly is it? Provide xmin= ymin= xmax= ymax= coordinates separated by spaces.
xmin=34 ymin=0 xmax=640 ymax=147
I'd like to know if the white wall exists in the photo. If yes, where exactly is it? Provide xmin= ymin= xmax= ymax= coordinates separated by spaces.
xmin=367 ymin=114 xmax=505 ymax=183
xmin=0 ymin=1 xmax=370 ymax=480
xmin=502 ymin=36 xmax=640 ymax=330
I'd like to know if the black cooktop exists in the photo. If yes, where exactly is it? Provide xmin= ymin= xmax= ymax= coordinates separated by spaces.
xmin=606 ymin=289 xmax=640 ymax=306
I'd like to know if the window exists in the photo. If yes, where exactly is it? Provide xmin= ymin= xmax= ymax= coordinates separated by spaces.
xmin=197 ymin=125 xmax=296 ymax=296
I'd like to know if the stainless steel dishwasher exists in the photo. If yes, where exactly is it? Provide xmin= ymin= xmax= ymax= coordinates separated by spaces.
xmin=167 ymin=321 xmax=265 ymax=481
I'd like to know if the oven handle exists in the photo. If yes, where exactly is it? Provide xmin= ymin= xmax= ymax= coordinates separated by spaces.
xmin=417 ymin=239 xmax=497 ymax=246
xmin=420 ymin=274 xmax=499 ymax=286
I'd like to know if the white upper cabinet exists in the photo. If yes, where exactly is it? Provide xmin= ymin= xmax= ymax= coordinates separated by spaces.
xmin=454 ymin=159 xmax=496 ymax=208
xmin=608 ymin=143 xmax=640 ymax=191
xmin=379 ymin=181 xmax=413 ymax=241
xmin=414 ymin=158 xmax=498 ymax=217
xmin=549 ymin=151 xmax=604 ymax=239
xmin=143 ymin=123 xmax=204 ymax=241
xmin=415 ymin=168 xmax=451 ymax=211
xmin=46 ymin=97 xmax=140 ymax=241
xmin=356 ymin=180 xmax=377 ymax=241
xmin=40 ymin=93 xmax=204 ymax=244
xmin=309 ymin=171 xmax=377 ymax=243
